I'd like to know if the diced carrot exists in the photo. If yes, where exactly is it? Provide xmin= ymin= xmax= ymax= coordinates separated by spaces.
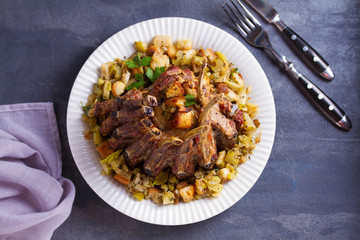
xmin=114 ymin=174 xmax=130 ymax=185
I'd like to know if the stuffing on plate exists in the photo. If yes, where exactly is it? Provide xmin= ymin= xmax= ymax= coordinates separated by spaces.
xmin=81 ymin=35 xmax=261 ymax=205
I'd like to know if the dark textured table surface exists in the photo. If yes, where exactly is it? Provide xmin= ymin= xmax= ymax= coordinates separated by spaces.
xmin=1 ymin=0 xmax=359 ymax=239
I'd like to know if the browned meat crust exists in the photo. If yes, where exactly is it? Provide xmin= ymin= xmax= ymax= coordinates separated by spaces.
xmin=199 ymin=95 xmax=238 ymax=149
xmin=149 ymin=65 xmax=182 ymax=98
xmin=108 ymin=118 xmax=154 ymax=150
xmin=124 ymin=127 xmax=162 ymax=168
xmin=172 ymin=125 xmax=217 ymax=179
xmin=144 ymin=137 xmax=183 ymax=177
xmin=94 ymin=97 xmax=123 ymax=119
xmin=94 ymin=66 xmax=244 ymax=180
xmin=218 ymin=98 xmax=244 ymax=131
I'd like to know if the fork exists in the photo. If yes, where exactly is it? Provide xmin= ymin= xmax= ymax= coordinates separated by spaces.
xmin=223 ymin=0 xmax=352 ymax=131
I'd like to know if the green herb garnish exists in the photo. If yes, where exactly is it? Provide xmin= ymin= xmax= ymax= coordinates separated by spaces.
xmin=145 ymin=67 xmax=153 ymax=81
xmin=125 ymin=73 xmax=146 ymax=90
xmin=125 ymin=53 xmax=165 ymax=90
xmin=125 ymin=53 xmax=152 ymax=69
xmin=133 ymin=53 xmax=141 ymax=66
xmin=80 ymin=101 xmax=91 ymax=113
xmin=126 ymin=80 xmax=145 ymax=91
xmin=154 ymin=66 xmax=165 ymax=80
xmin=185 ymin=94 xmax=196 ymax=106
xmin=125 ymin=60 xmax=138 ymax=69
xmin=140 ymin=56 xmax=152 ymax=67
xmin=146 ymin=66 xmax=165 ymax=82
xmin=134 ymin=73 xmax=144 ymax=82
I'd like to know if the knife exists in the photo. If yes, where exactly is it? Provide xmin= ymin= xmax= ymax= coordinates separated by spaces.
xmin=244 ymin=0 xmax=334 ymax=80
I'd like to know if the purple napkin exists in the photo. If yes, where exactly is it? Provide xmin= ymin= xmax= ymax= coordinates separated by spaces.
xmin=0 ymin=103 xmax=75 ymax=240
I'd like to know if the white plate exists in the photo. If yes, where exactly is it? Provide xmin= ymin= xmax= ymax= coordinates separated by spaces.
xmin=67 ymin=17 xmax=276 ymax=225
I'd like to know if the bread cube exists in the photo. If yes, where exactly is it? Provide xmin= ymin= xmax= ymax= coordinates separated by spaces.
xmin=150 ymin=54 xmax=170 ymax=70
xmin=179 ymin=184 xmax=195 ymax=203
xmin=153 ymin=35 xmax=173 ymax=53
xmin=176 ymin=39 xmax=192 ymax=50
xmin=112 ymin=81 xmax=126 ymax=97
xmin=166 ymin=82 xmax=185 ymax=98
xmin=171 ymin=108 xmax=196 ymax=129
xmin=164 ymin=96 xmax=186 ymax=108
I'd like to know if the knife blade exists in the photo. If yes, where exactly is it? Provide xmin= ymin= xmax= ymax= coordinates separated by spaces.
xmin=244 ymin=0 xmax=334 ymax=80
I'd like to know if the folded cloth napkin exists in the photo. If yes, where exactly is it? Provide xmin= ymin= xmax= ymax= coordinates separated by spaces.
xmin=0 ymin=103 xmax=75 ymax=240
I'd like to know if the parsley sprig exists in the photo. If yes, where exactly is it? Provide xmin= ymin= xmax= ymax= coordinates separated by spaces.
xmin=125 ymin=53 xmax=152 ymax=69
xmin=125 ymin=53 xmax=166 ymax=90
xmin=126 ymin=73 xmax=145 ymax=90
xmin=146 ymin=66 xmax=165 ymax=82
xmin=185 ymin=94 xmax=196 ymax=106
xmin=125 ymin=53 xmax=151 ymax=90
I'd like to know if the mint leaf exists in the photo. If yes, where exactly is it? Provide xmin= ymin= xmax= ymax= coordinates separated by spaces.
xmin=125 ymin=60 xmax=138 ymax=69
xmin=145 ymin=68 xmax=154 ymax=82
xmin=140 ymin=56 xmax=152 ymax=67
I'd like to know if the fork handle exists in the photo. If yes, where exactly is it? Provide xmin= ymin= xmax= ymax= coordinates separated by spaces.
xmin=268 ymin=49 xmax=352 ymax=130
xmin=274 ymin=19 xmax=334 ymax=80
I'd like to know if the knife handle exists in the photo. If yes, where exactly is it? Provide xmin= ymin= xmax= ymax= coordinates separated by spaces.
xmin=274 ymin=20 xmax=334 ymax=80
xmin=295 ymin=74 xmax=351 ymax=130
xmin=267 ymin=48 xmax=352 ymax=131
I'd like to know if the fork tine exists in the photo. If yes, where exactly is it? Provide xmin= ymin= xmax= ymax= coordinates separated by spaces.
xmin=234 ymin=0 xmax=261 ymax=27
xmin=229 ymin=0 xmax=254 ymax=31
xmin=222 ymin=4 xmax=248 ymax=36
